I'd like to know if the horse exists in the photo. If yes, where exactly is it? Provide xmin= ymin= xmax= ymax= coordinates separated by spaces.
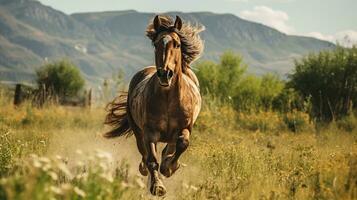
xmin=104 ymin=15 xmax=204 ymax=196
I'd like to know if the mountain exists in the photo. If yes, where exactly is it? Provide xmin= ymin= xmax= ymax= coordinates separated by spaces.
xmin=0 ymin=0 xmax=334 ymax=85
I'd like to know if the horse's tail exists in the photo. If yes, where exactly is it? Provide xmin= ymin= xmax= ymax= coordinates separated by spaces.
xmin=104 ymin=93 xmax=133 ymax=138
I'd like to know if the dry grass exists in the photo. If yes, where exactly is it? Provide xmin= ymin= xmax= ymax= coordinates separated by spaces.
xmin=0 ymin=91 xmax=356 ymax=199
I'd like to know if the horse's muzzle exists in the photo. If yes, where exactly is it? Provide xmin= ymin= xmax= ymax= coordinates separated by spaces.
xmin=157 ymin=69 xmax=174 ymax=87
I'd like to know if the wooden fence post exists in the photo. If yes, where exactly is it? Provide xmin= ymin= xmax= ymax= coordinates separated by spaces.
xmin=87 ymin=88 xmax=92 ymax=108
xmin=14 ymin=84 xmax=22 ymax=106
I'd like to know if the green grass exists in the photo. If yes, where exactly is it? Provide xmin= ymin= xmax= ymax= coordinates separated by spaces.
xmin=0 ymin=91 xmax=356 ymax=200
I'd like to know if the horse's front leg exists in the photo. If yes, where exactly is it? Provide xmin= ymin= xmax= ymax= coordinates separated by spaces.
xmin=144 ymin=131 xmax=166 ymax=196
xmin=160 ymin=129 xmax=190 ymax=177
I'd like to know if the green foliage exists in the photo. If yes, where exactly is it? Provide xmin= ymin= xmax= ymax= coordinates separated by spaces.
xmin=272 ymin=88 xmax=305 ymax=113
xmin=36 ymin=60 xmax=85 ymax=100
xmin=196 ymin=52 xmax=246 ymax=100
xmin=336 ymin=113 xmax=357 ymax=132
xmin=260 ymin=74 xmax=285 ymax=110
xmin=232 ymin=75 xmax=261 ymax=112
xmin=283 ymin=111 xmax=312 ymax=133
xmin=289 ymin=46 xmax=357 ymax=121
xmin=196 ymin=52 xmax=284 ymax=112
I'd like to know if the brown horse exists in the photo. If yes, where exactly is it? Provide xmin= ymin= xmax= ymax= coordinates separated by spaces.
xmin=104 ymin=15 xmax=204 ymax=196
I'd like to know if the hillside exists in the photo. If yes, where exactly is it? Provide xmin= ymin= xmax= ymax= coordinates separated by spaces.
xmin=0 ymin=0 xmax=334 ymax=85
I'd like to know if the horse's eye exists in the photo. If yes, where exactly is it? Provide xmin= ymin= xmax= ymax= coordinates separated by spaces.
xmin=175 ymin=43 xmax=181 ymax=49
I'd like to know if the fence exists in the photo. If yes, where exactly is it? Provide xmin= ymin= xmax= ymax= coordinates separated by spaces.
xmin=13 ymin=83 xmax=92 ymax=108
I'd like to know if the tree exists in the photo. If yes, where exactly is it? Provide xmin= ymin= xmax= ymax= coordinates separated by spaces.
xmin=196 ymin=51 xmax=286 ymax=112
xmin=260 ymin=73 xmax=284 ymax=111
xmin=196 ymin=51 xmax=247 ymax=100
xmin=233 ymin=75 xmax=261 ymax=112
xmin=36 ymin=60 xmax=85 ymax=101
xmin=289 ymin=46 xmax=357 ymax=121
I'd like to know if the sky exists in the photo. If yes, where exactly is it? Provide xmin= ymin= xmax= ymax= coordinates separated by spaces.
xmin=38 ymin=0 xmax=357 ymax=46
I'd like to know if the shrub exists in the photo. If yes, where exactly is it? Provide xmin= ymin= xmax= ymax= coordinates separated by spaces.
xmin=289 ymin=46 xmax=357 ymax=122
xmin=36 ymin=60 xmax=85 ymax=101
xmin=283 ymin=110 xmax=312 ymax=133
xmin=237 ymin=111 xmax=284 ymax=132
xmin=336 ymin=114 xmax=357 ymax=132
xmin=196 ymin=52 xmax=285 ymax=112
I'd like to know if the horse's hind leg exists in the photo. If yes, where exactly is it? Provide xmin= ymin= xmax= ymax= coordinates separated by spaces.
xmin=134 ymin=133 xmax=148 ymax=176
xmin=161 ymin=129 xmax=190 ymax=178
xmin=144 ymin=133 xmax=166 ymax=196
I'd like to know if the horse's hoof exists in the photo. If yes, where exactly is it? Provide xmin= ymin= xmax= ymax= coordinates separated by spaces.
xmin=139 ymin=161 xmax=148 ymax=176
xmin=160 ymin=161 xmax=181 ymax=178
xmin=150 ymin=181 xmax=166 ymax=196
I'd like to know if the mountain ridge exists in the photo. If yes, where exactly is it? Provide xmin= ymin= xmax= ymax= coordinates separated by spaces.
xmin=0 ymin=0 xmax=334 ymax=85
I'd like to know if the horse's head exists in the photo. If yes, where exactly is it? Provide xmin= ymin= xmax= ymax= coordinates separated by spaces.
xmin=153 ymin=15 xmax=183 ymax=87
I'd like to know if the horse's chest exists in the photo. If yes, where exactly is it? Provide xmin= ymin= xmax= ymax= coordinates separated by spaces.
xmin=148 ymin=103 xmax=192 ymax=131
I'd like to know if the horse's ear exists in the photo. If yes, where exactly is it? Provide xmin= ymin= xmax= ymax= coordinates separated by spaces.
xmin=154 ymin=15 xmax=161 ymax=32
xmin=174 ymin=16 xmax=183 ymax=31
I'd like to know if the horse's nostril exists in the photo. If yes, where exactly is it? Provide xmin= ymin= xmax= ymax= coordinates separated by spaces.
xmin=168 ymin=70 xmax=174 ymax=78
xmin=157 ymin=69 xmax=164 ymax=78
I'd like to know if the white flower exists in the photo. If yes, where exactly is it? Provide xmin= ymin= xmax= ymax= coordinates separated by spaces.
xmin=48 ymin=171 xmax=58 ymax=181
xmin=50 ymin=186 xmax=63 ymax=195
xmin=57 ymin=163 xmax=73 ymax=179
xmin=74 ymin=187 xmax=86 ymax=197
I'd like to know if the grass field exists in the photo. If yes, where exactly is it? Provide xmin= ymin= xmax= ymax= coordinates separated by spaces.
xmin=0 ymin=90 xmax=356 ymax=200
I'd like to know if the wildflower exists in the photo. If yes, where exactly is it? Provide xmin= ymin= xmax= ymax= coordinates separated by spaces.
xmin=48 ymin=171 xmax=58 ymax=181
xmin=39 ymin=157 xmax=51 ymax=163
xmin=32 ymin=159 xmax=42 ymax=168
xmin=42 ymin=163 xmax=52 ymax=171
xmin=74 ymin=187 xmax=86 ymax=197
xmin=60 ymin=183 xmax=72 ymax=191
xmin=50 ymin=186 xmax=63 ymax=195
xmin=95 ymin=150 xmax=113 ymax=161
xmin=57 ymin=163 xmax=73 ymax=179
xmin=75 ymin=172 xmax=88 ymax=180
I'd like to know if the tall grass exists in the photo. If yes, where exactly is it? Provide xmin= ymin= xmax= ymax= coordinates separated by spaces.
xmin=0 ymin=87 xmax=356 ymax=199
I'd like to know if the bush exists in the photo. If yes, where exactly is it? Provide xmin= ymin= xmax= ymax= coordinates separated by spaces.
xmin=237 ymin=111 xmax=283 ymax=132
xmin=196 ymin=52 xmax=285 ymax=112
xmin=336 ymin=114 xmax=357 ymax=132
xmin=283 ymin=110 xmax=313 ymax=133
xmin=196 ymin=52 xmax=246 ymax=101
xmin=289 ymin=46 xmax=357 ymax=122
xmin=36 ymin=60 xmax=85 ymax=101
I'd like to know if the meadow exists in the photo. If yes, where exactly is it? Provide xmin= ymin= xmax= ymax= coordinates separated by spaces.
xmin=0 ymin=87 xmax=356 ymax=200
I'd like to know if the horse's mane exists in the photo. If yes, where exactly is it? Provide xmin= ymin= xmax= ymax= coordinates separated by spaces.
xmin=146 ymin=15 xmax=205 ymax=70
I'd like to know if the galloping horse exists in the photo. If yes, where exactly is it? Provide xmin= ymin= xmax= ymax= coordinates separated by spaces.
xmin=104 ymin=15 xmax=204 ymax=196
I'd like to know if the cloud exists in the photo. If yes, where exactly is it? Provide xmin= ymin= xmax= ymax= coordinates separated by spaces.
xmin=306 ymin=30 xmax=357 ymax=47
xmin=239 ymin=6 xmax=295 ymax=34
